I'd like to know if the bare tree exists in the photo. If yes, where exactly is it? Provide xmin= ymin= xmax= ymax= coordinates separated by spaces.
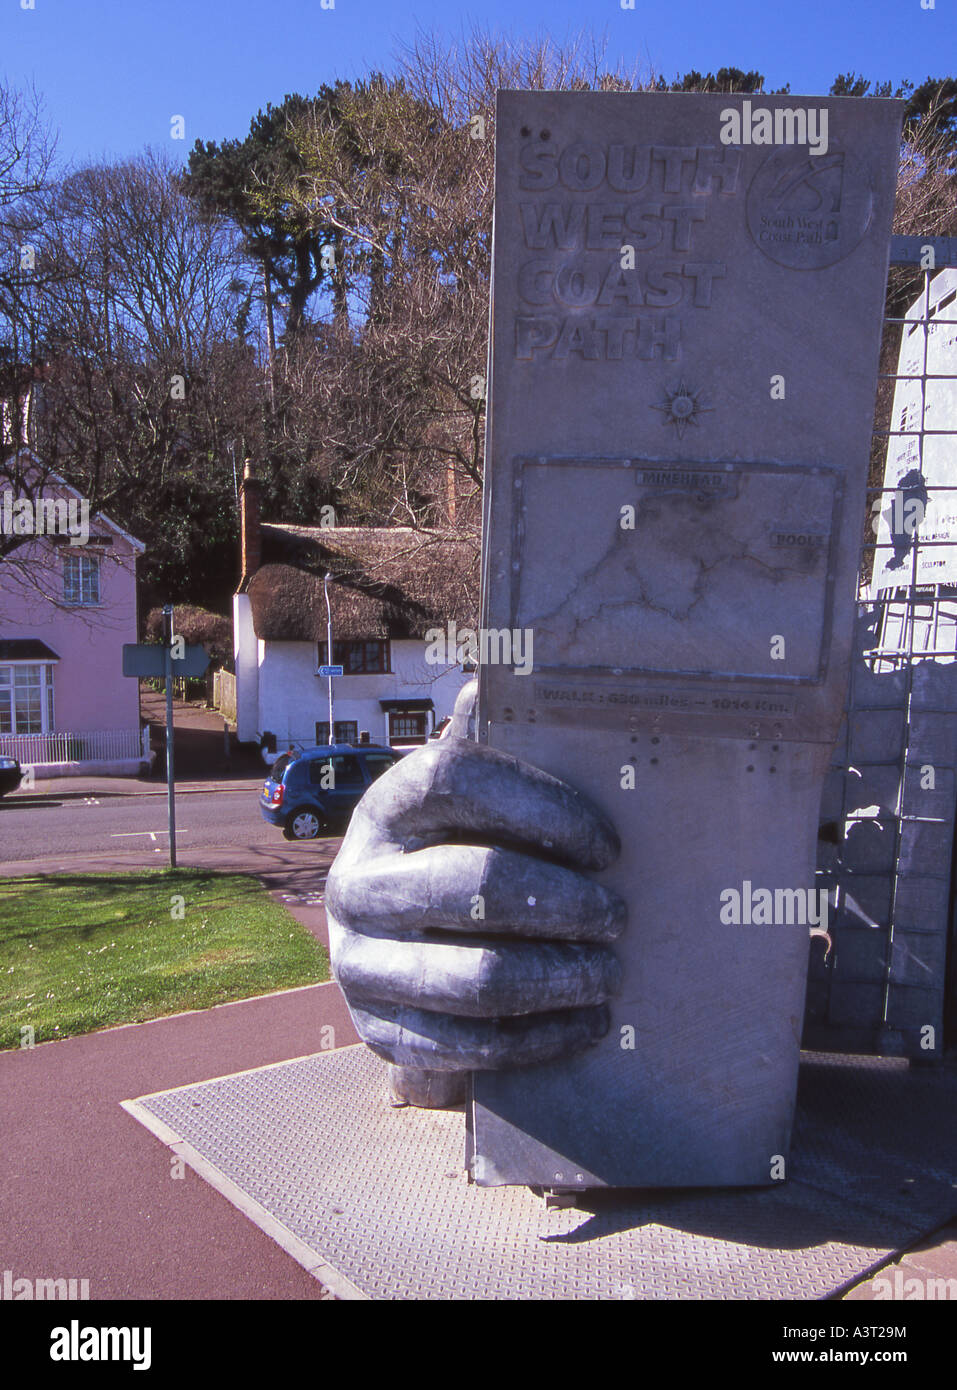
xmin=0 ymin=79 xmax=56 ymax=444
xmin=1 ymin=151 xmax=264 ymax=612
xmin=256 ymin=31 xmax=651 ymax=544
xmin=0 ymin=78 xmax=54 ymax=217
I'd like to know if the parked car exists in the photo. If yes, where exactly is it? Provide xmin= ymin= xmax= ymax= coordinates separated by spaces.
xmin=260 ymin=743 xmax=402 ymax=840
xmin=0 ymin=756 xmax=22 ymax=797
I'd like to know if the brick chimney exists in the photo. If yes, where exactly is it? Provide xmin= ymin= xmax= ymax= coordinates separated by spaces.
xmin=240 ymin=459 xmax=262 ymax=586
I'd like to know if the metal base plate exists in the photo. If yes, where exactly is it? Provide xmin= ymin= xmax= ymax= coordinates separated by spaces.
xmin=123 ymin=1046 xmax=957 ymax=1300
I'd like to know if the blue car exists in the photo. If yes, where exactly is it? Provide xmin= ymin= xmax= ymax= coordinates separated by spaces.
xmin=260 ymin=743 xmax=401 ymax=840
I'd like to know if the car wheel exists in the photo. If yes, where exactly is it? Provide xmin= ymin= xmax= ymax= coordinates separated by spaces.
xmin=285 ymin=808 xmax=324 ymax=840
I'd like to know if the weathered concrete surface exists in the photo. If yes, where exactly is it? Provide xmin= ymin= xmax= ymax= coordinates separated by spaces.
xmin=474 ymin=91 xmax=903 ymax=1186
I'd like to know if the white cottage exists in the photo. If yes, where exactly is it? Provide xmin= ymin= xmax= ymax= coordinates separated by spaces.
xmin=233 ymin=466 xmax=478 ymax=753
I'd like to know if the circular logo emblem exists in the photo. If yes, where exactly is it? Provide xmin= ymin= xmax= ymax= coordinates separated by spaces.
xmin=746 ymin=146 xmax=874 ymax=270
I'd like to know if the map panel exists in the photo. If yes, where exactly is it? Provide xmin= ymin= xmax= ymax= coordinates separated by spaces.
xmin=513 ymin=458 xmax=839 ymax=680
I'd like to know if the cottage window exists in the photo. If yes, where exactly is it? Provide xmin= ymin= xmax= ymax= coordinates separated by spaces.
xmin=315 ymin=721 xmax=358 ymax=746
xmin=0 ymin=664 xmax=55 ymax=735
xmin=389 ymin=711 xmax=428 ymax=744
xmin=63 ymin=554 xmax=100 ymax=605
xmin=317 ymin=640 xmax=389 ymax=675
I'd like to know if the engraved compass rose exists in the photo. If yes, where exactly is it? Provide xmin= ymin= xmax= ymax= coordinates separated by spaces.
xmin=651 ymin=381 xmax=713 ymax=439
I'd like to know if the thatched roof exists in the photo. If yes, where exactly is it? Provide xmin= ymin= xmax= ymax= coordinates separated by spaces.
xmin=246 ymin=524 xmax=480 ymax=642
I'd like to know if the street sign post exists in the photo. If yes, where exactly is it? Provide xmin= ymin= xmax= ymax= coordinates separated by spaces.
xmin=122 ymin=642 xmax=212 ymax=679
xmin=122 ymin=615 xmax=210 ymax=867
xmin=323 ymin=576 xmax=336 ymax=743
xmin=163 ymin=609 xmax=176 ymax=867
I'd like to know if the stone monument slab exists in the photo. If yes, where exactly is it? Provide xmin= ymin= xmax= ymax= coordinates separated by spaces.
xmin=474 ymin=91 xmax=903 ymax=1187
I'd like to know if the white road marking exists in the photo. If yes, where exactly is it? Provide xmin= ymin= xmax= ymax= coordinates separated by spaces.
xmin=110 ymin=830 xmax=187 ymax=839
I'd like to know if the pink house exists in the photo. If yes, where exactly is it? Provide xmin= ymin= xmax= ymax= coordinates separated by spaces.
xmin=0 ymin=451 xmax=147 ymax=777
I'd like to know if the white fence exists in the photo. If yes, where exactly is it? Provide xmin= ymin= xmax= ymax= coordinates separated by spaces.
xmin=213 ymin=668 xmax=236 ymax=722
xmin=0 ymin=727 xmax=150 ymax=764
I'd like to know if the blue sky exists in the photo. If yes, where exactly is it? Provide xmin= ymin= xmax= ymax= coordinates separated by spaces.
xmin=1 ymin=0 xmax=954 ymax=169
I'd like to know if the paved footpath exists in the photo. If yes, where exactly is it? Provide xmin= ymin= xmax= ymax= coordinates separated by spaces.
xmin=1 ymin=980 xmax=358 ymax=1300
xmin=1 ymin=834 xmax=956 ymax=1299
xmin=0 ymin=836 xmax=356 ymax=1300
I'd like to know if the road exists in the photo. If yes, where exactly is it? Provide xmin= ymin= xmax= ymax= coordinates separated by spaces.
xmin=0 ymin=785 xmax=305 ymax=867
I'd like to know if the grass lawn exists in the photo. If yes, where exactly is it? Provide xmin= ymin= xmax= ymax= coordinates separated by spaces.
xmin=0 ymin=869 xmax=330 ymax=1049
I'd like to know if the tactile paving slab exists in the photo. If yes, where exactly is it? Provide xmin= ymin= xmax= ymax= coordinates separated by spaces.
xmin=123 ymin=1047 xmax=957 ymax=1300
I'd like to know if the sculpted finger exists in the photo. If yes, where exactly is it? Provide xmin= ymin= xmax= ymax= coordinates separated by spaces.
xmin=447 ymin=677 xmax=477 ymax=738
xmin=326 ymin=843 xmax=625 ymax=942
xmin=344 ymin=738 xmax=620 ymax=871
xmin=348 ymin=1000 xmax=611 ymax=1071
xmin=331 ymin=922 xmax=622 ymax=1017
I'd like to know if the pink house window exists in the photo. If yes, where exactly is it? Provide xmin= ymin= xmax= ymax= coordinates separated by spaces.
xmin=0 ymin=664 xmax=55 ymax=735
xmin=63 ymin=554 xmax=100 ymax=605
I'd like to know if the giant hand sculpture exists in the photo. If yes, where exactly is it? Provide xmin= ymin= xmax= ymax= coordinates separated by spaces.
xmin=325 ymin=683 xmax=626 ymax=1107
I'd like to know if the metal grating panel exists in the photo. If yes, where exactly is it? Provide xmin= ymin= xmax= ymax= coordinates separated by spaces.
xmin=125 ymin=1045 xmax=957 ymax=1301
xmin=806 ymin=257 xmax=957 ymax=1056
